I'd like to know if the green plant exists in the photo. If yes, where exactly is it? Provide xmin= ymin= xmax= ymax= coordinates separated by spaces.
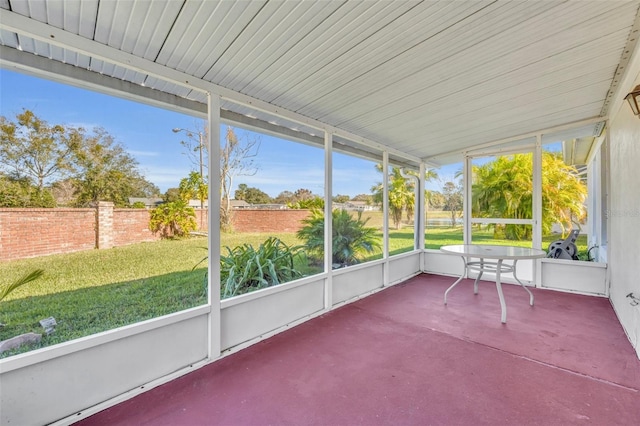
xmin=220 ymin=237 xmax=302 ymax=298
xmin=0 ymin=269 xmax=44 ymax=303
xmin=131 ymin=201 xmax=146 ymax=208
xmin=287 ymin=196 xmax=324 ymax=210
xmin=472 ymin=152 xmax=586 ymax=240
xmin=149 ymin=200 xmax=197 ymax=238
xmin=297 ymin=208 xmax=381 ymax=267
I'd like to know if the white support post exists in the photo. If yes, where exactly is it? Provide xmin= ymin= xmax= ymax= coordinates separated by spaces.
xmin=418 ymin=163 xmax=427 ymax=251
xmin=383 ymin=151 xmax=390 ymax=286
xmin=207 ymin=93 xmax=221 ymax=359
xmin=324 ymin=131 xmax=333 ymax=310
xmin=463 ymin=154 xmax=472 ymax=245
xmin=533 ymin=134 xmax=543 ymax=287
xmin=533 ymin=135 xmax=543 ymax=250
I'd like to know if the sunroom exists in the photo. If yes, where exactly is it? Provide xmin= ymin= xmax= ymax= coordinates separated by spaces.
xmin=1 ymin=1 xmax=639 ymax=425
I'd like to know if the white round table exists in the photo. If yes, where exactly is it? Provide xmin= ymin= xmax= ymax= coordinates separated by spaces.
xmin=440 ymin=244 xmax=547 ymax=323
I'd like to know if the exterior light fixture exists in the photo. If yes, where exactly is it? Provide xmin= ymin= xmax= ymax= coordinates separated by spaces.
xmin=624 ymin=84 xmax=640 ymax=117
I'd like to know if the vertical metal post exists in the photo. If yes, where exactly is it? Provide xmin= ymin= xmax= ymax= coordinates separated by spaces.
xmin=383 ymin=151 xmax=389 ymax=286
xmin=207 ymin=93 xmax=221 ymax=359
xmin=418 ymin=163 xmax=426 ymax=251
xmin=463 ymin=154 xmax=472 ymax=245
xmin=533 ymin=134 xmax=542 ymax=250
xmin=324 ymin=131 xmax=333 ymax=310
xmin=533 ymin=134 xmax=543 ymax=287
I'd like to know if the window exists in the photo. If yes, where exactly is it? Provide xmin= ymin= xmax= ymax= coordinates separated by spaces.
xmin=425 ymin=162 xmax=464 ymax=249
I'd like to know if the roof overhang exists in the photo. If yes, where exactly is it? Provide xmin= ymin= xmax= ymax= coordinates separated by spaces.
xmin=1 ymin=1 xmax=639 ymax=166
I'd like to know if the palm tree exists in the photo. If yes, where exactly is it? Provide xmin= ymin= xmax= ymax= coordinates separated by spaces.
xmin=297 ymin=209 xmax=380 ymax=266
xmin=371 ymin=166 xmax=439 ymax=230
xmin=472 ymin=152 xmax=586 ymax=240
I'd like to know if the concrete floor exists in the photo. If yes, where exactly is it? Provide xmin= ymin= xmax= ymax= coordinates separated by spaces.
xmin=77 ymin=274 xmax=640 ymax=425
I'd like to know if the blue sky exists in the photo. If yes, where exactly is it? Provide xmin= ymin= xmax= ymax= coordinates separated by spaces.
xmin=0 ymin=69 xmax=457 ymax=197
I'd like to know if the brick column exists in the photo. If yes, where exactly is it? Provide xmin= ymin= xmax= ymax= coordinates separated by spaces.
xmin=95 ymin=201 xmax=114 ymax=249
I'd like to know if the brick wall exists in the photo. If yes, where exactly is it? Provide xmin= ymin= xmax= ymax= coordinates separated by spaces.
xmin=113 ymin=209 xmax=160 ymax=246
xmin=232 ymin=209 xmax=310 ymax=233
xmin=0 ymin=207 xmax=310 ymax=262
xmin=0 ymin=208 xmax=96 ymax=261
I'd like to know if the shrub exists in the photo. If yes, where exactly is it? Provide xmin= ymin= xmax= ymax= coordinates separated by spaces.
xmin=287 ymin=196 xmax=324 ymax=210
xmin=220 ymin=237 xmax=302 ymax=298
xmin=131 ymin=201 xmax=146 ymax=209
xmin=149 ymin=200 xmax=197 ymax=238
xmin=297 ymin=208 xmax=380 ymax=267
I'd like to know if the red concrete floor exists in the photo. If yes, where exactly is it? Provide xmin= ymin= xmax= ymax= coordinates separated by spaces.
xmin=77 ymin=274 xmax=640 ymax=425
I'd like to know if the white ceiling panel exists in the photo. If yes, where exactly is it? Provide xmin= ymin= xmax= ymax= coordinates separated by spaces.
xmin=0 ymin=29 xmax=18 ymax=48
xmin=1 ymin=0 xmax=639 ymax=165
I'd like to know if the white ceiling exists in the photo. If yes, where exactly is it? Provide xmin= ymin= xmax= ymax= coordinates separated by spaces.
xmin=1 ymin=0 xmax=639 ymax=166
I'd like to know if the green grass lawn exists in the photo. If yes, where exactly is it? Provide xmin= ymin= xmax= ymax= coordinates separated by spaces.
xmin=0 ymin=227 xmax=587 ymax=357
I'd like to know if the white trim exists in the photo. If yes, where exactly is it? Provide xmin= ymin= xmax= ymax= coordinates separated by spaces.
xmin=424 ymin=116 xmax=605 ymax=164
xmin=324 ymin=130 xmax=333 ymax=311
xmin=208 ymin=93 xmax=222 ymax=359
xmin=382 ymin=151 xmax=390 ymax=286
xmin=418 ymin=163 xmax=426 ymax=251
xmin=470 ymin=218 xmax=534 ymax=226
xmin=50 ymin=358 xmax=210 ymax=426
xmin=533 ymin=135 xmax=543 ymax=251
xmin=332 ymin=257 xmax=387 ymax=276
xmin=0 ymin=305 xmax=210 ymax=373
xmin=463 ymin=155 xmax=471 ymax=245
xmin=467 ymin=144 xmax=537 ymax=158
xmin=220 ymin=274 xmax=328 ymax=309
xmin=606 ymin=11 xmax=640 ymax=119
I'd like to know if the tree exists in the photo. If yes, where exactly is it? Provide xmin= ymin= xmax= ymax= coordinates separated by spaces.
xmin=243 ymin=187 xmax=272 ymax=204
xmin=332 ymin=194 xmax=350 ymax=203
xmin=472 ymin=152 xmax=586 ymax=239
xmin=50 ymin=178 xmax=78 ymax=207
xmin=442 ymin=181 xmax=463 ymax=227
xmin=288 ymin=196 xmax=324 ymax=210
xmin=163 ymin=187 xmax=181 ymax=203
xmin=220 ymin=126 xmax=259 ymax=231
xmin=352 ymin=193 xmax=374 ymax=204
xmin=371 ymin=166 xmax=438 ymax=229
xmin=235 ymin=184 xmax=272 ymax=204
xmin=541 ymin=153 xmax=587 ymax=236
xmin=0 ymin=109 xmax=79 ymax=190
xmin=129 ymin=176 xmax=161 ymax=198
xmin=372 ymin=167 xmax=414 ymax=230
xmin=274 ymin=190 xmax=295 ymax=205
xmin=71 ymin=128 xmax=153 ymax=207
xmin=297 ymin=209 xmax=380 ymax=267
xmin=234 ymin=183 xmax=249 ymax=201
xmin=293 ymin=188 xmax=315 ymax=202
xmin=149 ymin=200 xmax=197 ymax=239
xmin=0 ymin=173 xmax=56 ymax=207
xmin=428 ymin=191 xmax=445 ymax=210
xmin=174 ymin=124 xmax=260 ymax=231
xmin=179 ymin=171 xmax=208 ymax=205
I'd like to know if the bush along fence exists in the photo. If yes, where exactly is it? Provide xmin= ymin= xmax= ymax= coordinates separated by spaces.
xmin=0 ymin=204 xmax=311 ymax=262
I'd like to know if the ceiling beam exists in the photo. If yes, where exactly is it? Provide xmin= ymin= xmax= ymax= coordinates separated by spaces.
xmin=0 ymin=45 xmax=207 ymax=118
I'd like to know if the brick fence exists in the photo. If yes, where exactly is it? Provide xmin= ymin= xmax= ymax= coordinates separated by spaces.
xmin=0 ymin=205 xmax=310 ymax=262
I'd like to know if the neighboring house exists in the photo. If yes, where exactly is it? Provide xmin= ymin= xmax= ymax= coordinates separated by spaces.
xmin=230 ymin=200 xmax=287 ymax=210
xmin=229 ymin=199 xmax=250 ymax=209
xmin=128 ymin=197 xmax=164 ymax=208
xmin=335 ymin=201 xmax=379 ymax=211
xmin=188 ymin=199 xmax=209 ymax=208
